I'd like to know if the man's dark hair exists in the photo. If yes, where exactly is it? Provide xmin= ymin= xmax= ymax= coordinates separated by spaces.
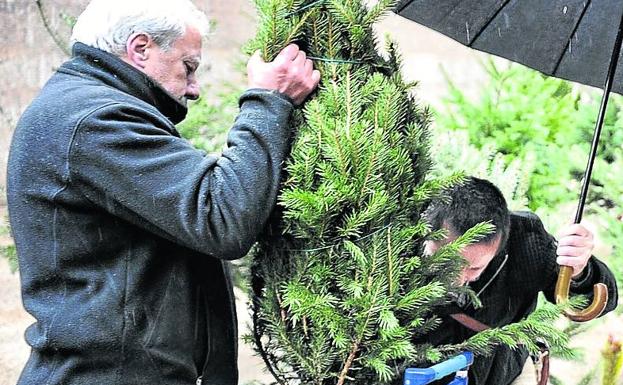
xmin=425 ymin=176 xmax=511 ymax=252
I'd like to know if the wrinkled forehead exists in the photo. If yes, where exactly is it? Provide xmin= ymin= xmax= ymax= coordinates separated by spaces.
xmin=172 ymin=26 xmax=203 ymax=57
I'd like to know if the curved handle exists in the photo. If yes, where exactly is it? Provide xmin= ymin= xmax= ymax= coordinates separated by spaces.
xmin=555 ymin=265 xmax=608 ymax=322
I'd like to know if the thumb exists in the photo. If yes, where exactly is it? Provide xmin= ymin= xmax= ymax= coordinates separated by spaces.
xmin=248 ymin=50 xmax=265 ymax=66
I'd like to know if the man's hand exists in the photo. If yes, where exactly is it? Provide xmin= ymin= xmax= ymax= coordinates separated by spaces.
xmin=556 ymin=223 xmax=595 ymax=278
xmin=247 ymin=44 xmax=321 ymax=106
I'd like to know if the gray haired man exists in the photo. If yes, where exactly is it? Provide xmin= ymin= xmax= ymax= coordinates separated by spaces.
xmin=7 ymin=1 xmax=319 ymax=384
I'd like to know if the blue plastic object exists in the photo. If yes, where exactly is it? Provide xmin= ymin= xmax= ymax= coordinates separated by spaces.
xmin=403 ymin=352 xmax=474 ymax=385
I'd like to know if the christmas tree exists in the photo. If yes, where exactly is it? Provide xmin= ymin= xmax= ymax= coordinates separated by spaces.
xmin=245 ymin=1 xmax=571 ymax=384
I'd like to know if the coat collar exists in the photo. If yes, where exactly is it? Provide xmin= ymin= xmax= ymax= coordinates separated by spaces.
xmin=470 ymin=252 xmax=509 ymax=298
xmin=64 ymin=43 xmax=188 ymax=125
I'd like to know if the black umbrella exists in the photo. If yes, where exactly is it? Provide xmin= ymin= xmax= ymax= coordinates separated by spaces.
xmin=395 ymin=0 xmax=623 ymax=322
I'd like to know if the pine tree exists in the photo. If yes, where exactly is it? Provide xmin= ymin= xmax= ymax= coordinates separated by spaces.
xmin=245 ymin=1 xmax=571 ymax=384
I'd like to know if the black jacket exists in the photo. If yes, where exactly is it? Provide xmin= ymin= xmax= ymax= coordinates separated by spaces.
xmin=7 ymin=43 xmax=294 ymax=385
xmin=426 ymin=211 xmax=618 ymax=385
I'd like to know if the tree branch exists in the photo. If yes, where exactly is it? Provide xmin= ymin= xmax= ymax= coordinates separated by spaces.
xmin=336 ymin=341 xmax=359 ymax=385
xmin=35 ymin=0 xmax=71 ymax=56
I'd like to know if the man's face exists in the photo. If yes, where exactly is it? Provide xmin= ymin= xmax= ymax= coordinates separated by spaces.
xmin=142 ymin=26 xmax=202 ymax=106
xmin=425 ymin=232 xmax=501 ymax=286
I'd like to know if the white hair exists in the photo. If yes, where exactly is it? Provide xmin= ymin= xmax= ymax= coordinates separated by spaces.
xmin=70 ymin=0 xmax=211 ymax=55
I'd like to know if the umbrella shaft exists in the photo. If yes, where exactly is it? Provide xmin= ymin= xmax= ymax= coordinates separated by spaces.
xmin=575 ymin=11 xmax=623 ymax=224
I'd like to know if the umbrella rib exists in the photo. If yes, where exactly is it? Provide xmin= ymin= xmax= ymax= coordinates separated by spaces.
xmin=551 ymin=0 xmax=592 ymax=75
xmin=468 ymin=0 xmax=513 ymax=46
xmin=395 ymin=0 xmax=412 ymax=13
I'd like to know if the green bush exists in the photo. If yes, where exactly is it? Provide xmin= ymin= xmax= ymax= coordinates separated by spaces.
xmin=0 ymin=220 xmax=17 ymax=273
xmin=176 ymin=84 xmax=242 ymax=153
xmin=437 ymin=59 xmax=623 ymax=215
xmin=429 ymin=129 xmax=532 ymax=211
xmin=1 ymin=244 xmax=17 ymax=273
xmin=436 ymin=59 xmax=583 ymax=210
xmin=575 ymin=95 xmax=623 ymax=165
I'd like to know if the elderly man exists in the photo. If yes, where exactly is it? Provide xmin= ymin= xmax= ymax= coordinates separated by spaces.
xmin=422 ymin=177 xmax=618 ymax=385
xmin=7 ymin=1 xmax=319 ymax=384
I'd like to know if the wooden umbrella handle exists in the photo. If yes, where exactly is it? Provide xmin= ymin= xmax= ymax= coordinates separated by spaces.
xmin=555 ymin=265 xmax=608 ymax=322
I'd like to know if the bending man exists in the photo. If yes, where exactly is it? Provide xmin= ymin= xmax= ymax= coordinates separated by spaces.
xmin=422 ymin=177 xmax=618 ymax=385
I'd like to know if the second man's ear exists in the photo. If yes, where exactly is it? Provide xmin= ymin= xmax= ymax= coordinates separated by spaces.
xmin=125 ymin=33 xmax=152 ymax=68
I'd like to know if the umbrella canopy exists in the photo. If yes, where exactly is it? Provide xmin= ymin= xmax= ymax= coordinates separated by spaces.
xmin=394 ymin=0 xmax=623 ymax=322
xmin=395 ymin=0 xmax=623 ymax=95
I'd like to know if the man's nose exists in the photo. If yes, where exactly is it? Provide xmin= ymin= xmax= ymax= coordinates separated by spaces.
xmin=456 ymin=271 xmax=468 ymax=286
xmin=186 ymin=81 xmax=200 ymax=100
xmin=458 ymin=269 xmax=480 ymax=286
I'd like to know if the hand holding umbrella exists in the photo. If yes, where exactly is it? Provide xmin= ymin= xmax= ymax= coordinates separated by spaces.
xmin=554 ymin=223 xmax=607 ymax=321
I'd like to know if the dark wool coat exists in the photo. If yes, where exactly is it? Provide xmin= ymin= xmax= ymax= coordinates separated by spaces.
xmin=426 ymin=211 xmax=618 ymax=385
xmin=7 ymin=43 xmax=295 ymax=385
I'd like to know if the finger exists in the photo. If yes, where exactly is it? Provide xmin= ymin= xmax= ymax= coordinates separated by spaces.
xmin=274 ymin=44 xmax=300 ymax=65
xmin=556 ymin=256 xmax=585 ymax=269
xmin=557 ymin=223 xmax=590 ymax=238
xmin=292 ymin=50 xmax=307 ymax=67
xmin=311 ymin=69 xmax=321 ymax=85
xmin=251 ymin=49 xmax=264 ymax=63
xmin=248 ymin=50 xmax=265 ymax=65
xmin=556 ymin=256 xmax=584 ymax=276
xmin=556 ymin=245 xmax=589 ymax=258
xmin=304 ymin=58 xmax=314 ymax=75
xmin=557 ymin=235 xmax=592 ymax=248
xmin=304 ymin=69 xmax=321 ymax=95
xmin=556 ymin=255 xmax=584 ymax=268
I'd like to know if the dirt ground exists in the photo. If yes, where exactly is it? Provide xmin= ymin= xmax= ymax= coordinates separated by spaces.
xmin=0 ymin=1 xmax=621 ymax=385
xmin=0 ymin=228 xmax=30 ymax=385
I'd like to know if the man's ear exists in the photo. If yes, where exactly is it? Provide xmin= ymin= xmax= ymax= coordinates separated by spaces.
xmin=125 ymin=33 xmax=152 ymax=69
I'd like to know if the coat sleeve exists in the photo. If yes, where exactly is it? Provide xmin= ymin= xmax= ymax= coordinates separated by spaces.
xmin=566 ymin=256 xmax=619 ymax=315
xmin=68 ymin=89 xmax=293 ymax=260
